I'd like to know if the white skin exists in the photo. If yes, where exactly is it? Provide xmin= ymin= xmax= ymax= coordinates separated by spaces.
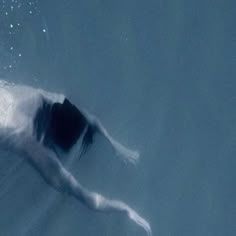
xmin=0 ymin=82 xmax=152 ymax=236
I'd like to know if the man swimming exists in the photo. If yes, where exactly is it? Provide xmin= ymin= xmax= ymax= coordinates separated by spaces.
xmin=0 ymin=80 xmax=152 ymax=236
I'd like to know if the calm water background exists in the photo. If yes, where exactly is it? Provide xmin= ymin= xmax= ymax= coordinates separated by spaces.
xmin=0 ymin=1 xmax=236 ymax=235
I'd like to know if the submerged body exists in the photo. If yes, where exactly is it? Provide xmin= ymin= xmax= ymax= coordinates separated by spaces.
xmin=0 ymin=80 xmax=152 ymax=236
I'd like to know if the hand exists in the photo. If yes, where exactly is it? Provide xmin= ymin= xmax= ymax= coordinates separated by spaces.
xmin=126 ymin=207 xmax=152 ymax=236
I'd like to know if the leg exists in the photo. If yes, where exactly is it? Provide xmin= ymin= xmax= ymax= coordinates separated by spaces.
xmin=26 ymin=142 xmax=151 ymax=235
xmin=82 ymin=110 xmax=140 ymax=164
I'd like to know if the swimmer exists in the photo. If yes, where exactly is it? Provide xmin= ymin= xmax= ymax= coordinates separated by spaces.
xmin=0 ymin=80 xmax=152 ymax=236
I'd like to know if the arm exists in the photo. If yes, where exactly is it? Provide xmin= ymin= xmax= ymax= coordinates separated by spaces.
xmin=81 ymin=109 xmax=140 ymax=164
xmin=26 ymin=140 xmax=151 ymax=235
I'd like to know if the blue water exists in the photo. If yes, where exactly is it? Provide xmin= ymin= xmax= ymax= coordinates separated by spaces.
xmin=1 ymin=1 xmax=236 ymax=235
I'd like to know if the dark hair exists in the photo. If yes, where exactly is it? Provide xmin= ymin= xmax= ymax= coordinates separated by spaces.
xmin=46 ymin=98 xmax=88 ymax=151
xmin=79 ymin=123 xmax=96 ymax=157
xmin=34 ymin=98 xmax=96 ymax=156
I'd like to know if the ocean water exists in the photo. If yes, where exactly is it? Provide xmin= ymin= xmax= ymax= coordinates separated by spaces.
xmin=0 ymin=1 xmax=236 ymax=235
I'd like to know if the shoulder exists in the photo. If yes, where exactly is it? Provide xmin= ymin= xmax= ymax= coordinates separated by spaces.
xmin=37 ymin=88 xmax=65 ymax=104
